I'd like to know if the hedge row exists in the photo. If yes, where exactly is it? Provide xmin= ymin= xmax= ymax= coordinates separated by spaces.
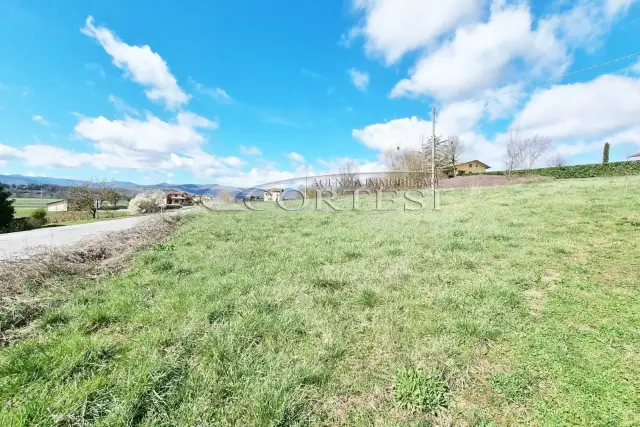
xmin=45 ymin=210 xmax=129 ymax=224
xmin=483 ymin=160 xmax=640 ymax=179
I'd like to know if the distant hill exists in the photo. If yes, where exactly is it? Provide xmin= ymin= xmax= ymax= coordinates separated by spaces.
xmin=0 ymin=174 xmax=140 ymax=188
xmin=0 ymin=173 xmax=267 ymax=200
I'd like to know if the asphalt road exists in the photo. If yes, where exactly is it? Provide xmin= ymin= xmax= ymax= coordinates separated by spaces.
xmin=0 ymin=216 xmax=144 ymax=259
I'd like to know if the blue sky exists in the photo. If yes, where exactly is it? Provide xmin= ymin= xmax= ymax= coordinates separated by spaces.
xmin=1 ymin=0 xmax=639 ymax=186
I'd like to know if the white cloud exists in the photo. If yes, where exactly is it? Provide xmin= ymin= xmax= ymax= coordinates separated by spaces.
xmin=217 ymin=167 xmax=299 ymax=188
xmin=240 ymin=145 xmax=262 ymax=155
xmin=12 ymin=111 xmax=228 ymax=175
xmin=352 ymin=102 xmax=506 ymax=169
xmin=223 ymin=156 xmax=245 ymax=167
xmin=390 ymin=3 xmax=569 ymax=101
xmin=32 ymin=115 xmax=51 ymax=126
xmin=605 ymin=0 xmax=638 ymax=16
xmin=108 ymin=95 xmax=139 ymax=116
xmin=631 ymin=59 xmax=640 ymax=74
xmin=75 ymin=112 xmax=215 ymax=155
xmin=317 ymin=157 xmax=386 ymax=174
xmin=287 ymin=152 xmax=306 ymax=163
xmin=347 ymin=0 xmax=481 ymax=64
xmin=348 ymin=68 xmax=370 ymax=91
xmin=167 ymin=172 xmax=175 ymax=178
xmin=82 ymin=16 xmax=189 ymax=109
xmin=176 ymin=111 xmax=219 ymax=129
xmin=189 ymin=78 xmax=234 ymax=104
xmin=353 ymin=116 xmax=431 ymax=152
xmin=0 ymin=144 xmax=22 ymax=160
xmin=21 ymin=145 xmax=96 ymax=168
xmin=513 ymin=74 xmax=640 ymax=141
xmin=1 ymin=111 xmax=236 ymax=176
xmin=482 ymin=84 xmax=528 ymax=120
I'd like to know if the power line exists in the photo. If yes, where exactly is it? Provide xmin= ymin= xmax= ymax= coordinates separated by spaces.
xmin=441 ymin=50 xmax=640 ymax=111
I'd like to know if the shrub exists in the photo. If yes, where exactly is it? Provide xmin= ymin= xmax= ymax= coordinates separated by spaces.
xmin=5 ymin=217 xmax=38 ymax=232
xmin=30 ymin=208 xmax=47 ymax=227
xmin=0 ymin=183 xmax=15 ymax=231
xmin=128 ymin=191 xmax=166 ymax=214
xmin=603 ymin=142 xmax=610 ymax=164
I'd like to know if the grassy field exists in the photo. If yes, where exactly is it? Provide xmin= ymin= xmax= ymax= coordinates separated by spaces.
xmin=11 ymin=198 xmax=60 ymax=218
xmin=1 ymin=177 xmax=639 ymax=425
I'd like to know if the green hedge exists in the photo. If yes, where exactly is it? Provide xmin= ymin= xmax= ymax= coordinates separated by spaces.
xmin=484 ymin=161 xmax=640 ymax=179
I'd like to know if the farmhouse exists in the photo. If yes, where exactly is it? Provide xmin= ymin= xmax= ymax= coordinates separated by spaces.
xmin=166 ymin=192 xmax=193 ymax=206
xmin=442 ymin=160 xmax=491 ymax=176
xmin=46 ymin=200 xmax=68 ymax=212
xmin=264 ymin=188 xmax=282 ymax=202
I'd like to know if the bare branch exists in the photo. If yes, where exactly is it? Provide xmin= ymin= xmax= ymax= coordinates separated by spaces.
xmin=546 ymin=153 xmax=567 ymax=167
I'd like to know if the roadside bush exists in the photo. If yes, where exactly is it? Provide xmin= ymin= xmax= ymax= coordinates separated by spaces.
xmin=484 ymin=160 xmax=640 ymax=179
xmin=30 ymin=208 xmax=48 ymax=227
xmin=128 ymin=191 xmax=166 ymax=214
xmin=0 ymin=183 xmax=15 ymax=231
xmin=4 ymin=218 xmax=34 ymax=232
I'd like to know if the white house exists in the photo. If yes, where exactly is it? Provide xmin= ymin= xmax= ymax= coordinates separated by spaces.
xmin=263 ymin=188 xmax=282 ymax=202
xmin=46 ymin=200 xmax=68 ymax=212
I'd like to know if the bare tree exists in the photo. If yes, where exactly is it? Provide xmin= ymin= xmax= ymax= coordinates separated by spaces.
xmin=382 ymin=147 xmax=429 ymax=187
xmin=547 ymin=153 xmax=567 ymax=167
xmin=504 ymin=129 xmax=523 ymax=178
xmin=442 ymin=136 xmax=465 ymax=175
xmin=520 ymin=135 xmax=553 ymax=170
xmin=337 ymin=159 xmax=359 ymax=193
xmin=68 ymin=179 xmax=114 ymax=218
xmin=504 ymin=130 xmax=552 ymax=175
xmin=217 ymin=190 xmax=235 ymax=203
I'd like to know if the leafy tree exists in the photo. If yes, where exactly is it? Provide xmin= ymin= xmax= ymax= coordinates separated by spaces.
xmin=101 ymin=188 xmax=121 ymax=208
xmin=0 ymin=183 xmax=16 ymax=230
xmin=603 ymin=142 xmax=610 ymax=164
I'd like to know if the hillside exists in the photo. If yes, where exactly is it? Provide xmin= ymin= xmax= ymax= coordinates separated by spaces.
xmin=2 ymin=176 xmax=639 ymax=425
xmin=0 ymin=174 xmax=264 ymax=199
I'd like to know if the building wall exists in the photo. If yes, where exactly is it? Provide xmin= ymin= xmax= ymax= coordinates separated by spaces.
xmin=47 ymin=201 xmax=68 ymax=212
xmin=457 ymin=162 xmax=488 ymax=174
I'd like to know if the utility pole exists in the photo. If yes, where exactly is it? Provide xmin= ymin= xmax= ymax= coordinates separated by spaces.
xmin=431 ymin=105 xmax=437 ymax=210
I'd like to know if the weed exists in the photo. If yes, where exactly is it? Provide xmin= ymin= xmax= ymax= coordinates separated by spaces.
xmin=488 ymin=372 xmax=534 ymax=403
xmin=357 ymin=289 xmax=381 ymax=308
xmin=312 ymin=278 xmax=347 ymax=291
xmin=394 ymin=367 xmax=448 ymax=413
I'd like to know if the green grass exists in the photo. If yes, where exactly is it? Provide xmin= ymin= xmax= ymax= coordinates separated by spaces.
xmin=2 ymin=177 xmax=640 ymax=425
xmin=11 ymin=198 xmax=60 ymax=218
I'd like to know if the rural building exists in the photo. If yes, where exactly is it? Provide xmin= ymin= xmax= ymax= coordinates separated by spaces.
xmin=443 ymin=160 xmax=491 ymax=176
xmin=46 ymin=200 xmax=68 ymax=212
xmin=264 ymin=188 xmax=282 ymax=202
xmin=166 ymin=192 xmax=193 ymax=206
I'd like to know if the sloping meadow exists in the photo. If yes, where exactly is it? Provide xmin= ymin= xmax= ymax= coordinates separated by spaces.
xmin=1 ymin=177 xmax=639 ymax=425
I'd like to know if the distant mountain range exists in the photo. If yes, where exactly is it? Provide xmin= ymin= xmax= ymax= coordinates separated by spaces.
xmin=0 ymin=173 xmax=267 ymax=199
